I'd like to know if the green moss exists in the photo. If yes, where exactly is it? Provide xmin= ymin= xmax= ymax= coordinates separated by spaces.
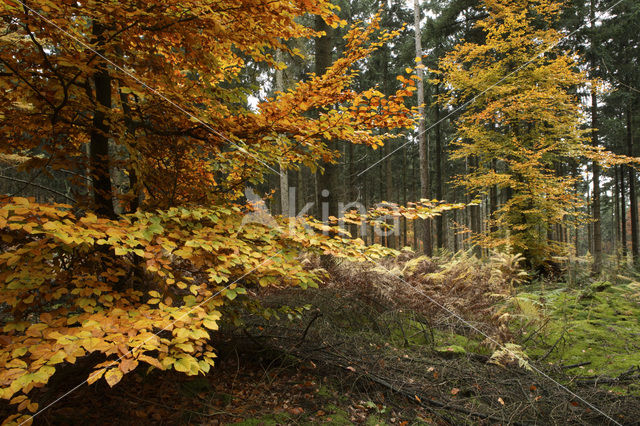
xmin=432 ymin=329 xmax=489 ymax=355
xmin=518 ymin=282 xmax=640 ymax=382
xmin=365 ymin=415 xmax=387 ymax=425
xmin=316 ymin=384 xmax=333 ymax=398
xmin=234 ymin=413 xmax=292 ymax=425
xmin=323 ymin=404 xmax=352 ymax=425
xmin=435 ymin=345 xmax=466 ymax=357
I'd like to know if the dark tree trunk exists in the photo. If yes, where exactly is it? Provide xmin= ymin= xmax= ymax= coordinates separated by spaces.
xmin=619 ymin=164 xmax=627 ymax=259
xmin=313 ymin=15 xmax=336 ymax=221
xmin=489 ymin=159 xmax=498 ymax=234
xmin=90 ymin=22 xmax=115 ymax=218
xmin=627 ymin=105 xmax=639 ymax=266
xmin=469 ymin=156 xmax=481 ymax=256
xmin=589 ymin=0 xmax=601 ymax=274
xmin=590 ymin=92 xmax=602 ymax=274
xmin=414 ymin=0 xmax=432 ymax=256
xmin=614 ymin=165 xmax=621 ymax=261
xmin=402 ymin=145 xmax=408 ymax=247
xmin=434 ymin=84 xmax=445 ymax=249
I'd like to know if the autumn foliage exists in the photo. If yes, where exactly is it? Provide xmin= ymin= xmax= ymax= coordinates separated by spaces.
xmin=437 ymin=0 xmax=629 ymax=266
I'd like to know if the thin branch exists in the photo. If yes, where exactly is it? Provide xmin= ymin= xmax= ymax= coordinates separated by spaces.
xmin=0 ymin=174 xmax=75 ymax=203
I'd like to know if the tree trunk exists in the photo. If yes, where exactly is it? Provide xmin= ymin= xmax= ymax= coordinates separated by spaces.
xmin=589 ymin=0 xmax=601 ymax=274
xmin=90 ymin=21 xmax=115 ymax=218
xmin=627 ymin=105 xmax=639 ymax=266
xmin=614 ymin=164 xmax=621 ymax=262
xmin=590 ymin=92 xmax=602 ymax=274
xmin=414 ymin=0 xmax=432 ymax=256
xmin=620 ymin=164 xmax=627 ymax=260
xmin=275 ymin=49 xmax=289 ymax=217
xmin=402 ymin=145 xmax=408 ymax=247
xmin=313 ymin=15 xmax=336 ymax=223
xmin=469 ymin=156 xmax=482 ymax=256
xmin=434 ymin=84 xmax=445 ymax=249
xmin=489 ymin=159 xmax=498 ymax=234
xmin=587 ymin=191 xmax=593 ymax=256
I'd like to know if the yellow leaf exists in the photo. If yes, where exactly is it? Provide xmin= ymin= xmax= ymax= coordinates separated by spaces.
xmin=118 ymin=358 xmax=138 ymax=374
xmin=105 ymin=368 xmax=123 ymax=387
xmin=173 ymin=355 xmax=197 ymax=373
xmin=87 ymin=368 xmax=106 ymax=385
xmin=202 ymin=319 xmax=219 ymax=330
xmin=138 ymin=354 xmax=164 ymax=370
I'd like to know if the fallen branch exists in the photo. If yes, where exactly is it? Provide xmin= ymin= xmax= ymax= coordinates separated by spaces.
xmin=562 ymin=362 xmax=591 ymax=370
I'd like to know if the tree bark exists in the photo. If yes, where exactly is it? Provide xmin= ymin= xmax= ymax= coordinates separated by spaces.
xmin=414 ymin=0 xmax=432 ymax=256
xmin=313 ymin=15 xmax=336 ymax=223
xmin=619 ymin=164 xmax=627 ymax=260
xmin=90 ymin=21 xmax=115 ymax=218
xmin=275 ymin=49 xmax=289 ymax=217
xmin=589 ymin=0 xmax=601 ymax=274
xmin=434 ymin=84 xmax=445 ymax=249
xmin=614 ymin=164 xmax=621 ymax=262
xmin=627 ymin=105 xmax=639 ymax=266
xmin=590 ymin=92 xmax=602 ymax=274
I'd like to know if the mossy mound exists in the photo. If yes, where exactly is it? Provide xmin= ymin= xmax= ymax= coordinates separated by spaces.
xmin=519 ymin=281 xmax=640 ymax=384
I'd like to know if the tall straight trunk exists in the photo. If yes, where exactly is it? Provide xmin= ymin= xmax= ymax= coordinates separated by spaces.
xmin=434 ymin=84 xmax=445 ymax=248
xmin=402 ymin=145 xmax=408 ymax=247
xmin=369 ymin=164 xmax=376 ymax=245
xmin=614 ymin=165 xmax=621 ymax=261
xmin=382 ymin=54 xmax=396 ymax=249
xmin=627 ymin=105 xmax=639 ymax=265
xmin=469 ymin=156 xmax=482 ymax=255
xmin=90 ymin=22 xmax=114 ymax=218
xmin=587 ymin=191 xmax=593 ymax=255
xmin=453 ymin=208 xmax=459 ymax=252
xmin=385 ymin=143 xmax=395 ymax=248
xmin=590 ymin=99 xmax=602 ymax=273
xmin=589 ymin=0 xmax=601 ymax=274
xmin=571 ymin=163 xmax=580 ymax=255
xmin=489 ymin=159 xmax=498 ymax=234
xmin=314 ymin=15 xmax=335 ymax=221
xmin=619 ymin=164 xmax=627 ymax=259
xmin=412 ymin=149 xmax=418 ymax=249
xmin=414 ymin=0 xmax=432 ymax=255
xmin=378 ymin=148 xmax=386 ymax=246
xmin=275 ymin=49 xmax=289 ymax=217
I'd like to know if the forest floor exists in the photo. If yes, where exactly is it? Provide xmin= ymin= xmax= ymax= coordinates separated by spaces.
xmin=9 ymin=253 xmax=640 ymax=425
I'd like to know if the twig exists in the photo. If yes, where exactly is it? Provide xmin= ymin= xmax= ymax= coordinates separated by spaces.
xmin=0 ymin=174 xmax=75 ymax=203
xmin=296 ymin=310 xmax=322 ymax=346
xmin=538 ymin=330 xmax=565 ymax=362
xmin=562 ymin=362 xmax=591 ymax=370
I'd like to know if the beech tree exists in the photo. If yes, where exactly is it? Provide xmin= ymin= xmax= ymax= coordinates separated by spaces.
xmin=0 ymin=2 xmax=444 ymax=422
xmin=438 ymin=0 xmax=626 ymax=267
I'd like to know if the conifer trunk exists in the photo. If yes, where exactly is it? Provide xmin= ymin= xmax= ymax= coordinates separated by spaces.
xmin=627 ymin=105 xmax=639 ymax=265
xmin=589 ymin=0 xmax=602 ymax=274
xmin=414 ymin=0 xmax=432 ymax=255
xmin=620 ymin=164 xmax=627 ymax=259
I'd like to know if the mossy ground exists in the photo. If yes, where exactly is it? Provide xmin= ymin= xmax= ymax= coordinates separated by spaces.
xmin=514 ymin=279 xmax=640 ymax=391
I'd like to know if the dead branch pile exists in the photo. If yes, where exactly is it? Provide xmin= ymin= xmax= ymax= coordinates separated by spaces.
xmin=225 ymin=255 xmax=640 ymax=425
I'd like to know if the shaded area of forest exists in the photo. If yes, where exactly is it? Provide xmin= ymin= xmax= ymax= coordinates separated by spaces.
xmin=4 ymin=253 xmax=640 ymax=425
